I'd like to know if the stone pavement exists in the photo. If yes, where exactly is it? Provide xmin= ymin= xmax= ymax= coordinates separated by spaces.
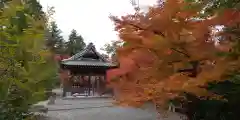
xmin=46 ymin=98 xmax=157 ymax=120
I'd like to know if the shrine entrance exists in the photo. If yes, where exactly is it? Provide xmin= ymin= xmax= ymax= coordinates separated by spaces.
xmin=60 ymin=43 xmax=117 ymax=97
xmin=70 ymin=75 xmax=106 ymax=96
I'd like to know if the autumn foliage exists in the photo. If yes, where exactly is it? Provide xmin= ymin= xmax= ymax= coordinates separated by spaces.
xmin=107 ymin=0 xmax=240 ymax=107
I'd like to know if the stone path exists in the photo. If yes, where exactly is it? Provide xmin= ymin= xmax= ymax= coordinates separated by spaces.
xmin=46 ymin=98 xmax=157 ymax=120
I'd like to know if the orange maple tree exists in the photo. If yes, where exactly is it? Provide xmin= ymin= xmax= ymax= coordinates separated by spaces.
xmin=107 ymin=0 xmax=240 ymax=108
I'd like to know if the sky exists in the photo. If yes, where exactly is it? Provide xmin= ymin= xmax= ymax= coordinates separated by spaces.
xmin=39 ymin=0 xmax=157 ymax=52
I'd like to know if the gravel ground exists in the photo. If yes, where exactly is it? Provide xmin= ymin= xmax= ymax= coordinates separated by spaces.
xmin=46 ymin=98 xmax=157 ymax=120
xmin=43 ymin=89 xmax=184 ymax=120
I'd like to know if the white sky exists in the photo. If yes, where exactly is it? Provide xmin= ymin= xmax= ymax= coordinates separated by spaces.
xmin=39 ymin=0 xmax=157 ymax=52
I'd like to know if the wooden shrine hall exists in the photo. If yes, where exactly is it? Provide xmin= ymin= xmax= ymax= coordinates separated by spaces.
xmin=60 ymin=43 xmax=117 ymax=97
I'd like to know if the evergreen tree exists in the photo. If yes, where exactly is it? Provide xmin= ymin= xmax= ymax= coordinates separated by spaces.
xmin=66 ymin=29 xmax=86 ymax=55
xmin=46 ymin=21 xmax=65 ymax=54
xmin=101 ymin=40 xmax=121 ymax=63
xmin=24 ymin=0 xmax=45 ymax=19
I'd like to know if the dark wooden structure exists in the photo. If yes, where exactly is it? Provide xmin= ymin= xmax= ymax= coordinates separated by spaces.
xmin=60 ymin=43 xmax=117 ymax=97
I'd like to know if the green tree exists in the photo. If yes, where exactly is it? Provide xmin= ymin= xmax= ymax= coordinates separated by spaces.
xmin=24 ymin=0 xmax=45 ymax=20
xmin=101 ymin=53 xmax=109 ymax=60
xmin=101 ymin=40 xmax=122 ymax=63
xmin=46 ymin=21 xmax=65 ymax=54
xmin=65 ymin=29 xmax=86 ymax=55
xmin=184 ymin=0 xmax=240 ymax=17
xmin=0 ymin=0 xmax=57 ymax=119
xmin=174 ymin=76 xmax=240 ymax=120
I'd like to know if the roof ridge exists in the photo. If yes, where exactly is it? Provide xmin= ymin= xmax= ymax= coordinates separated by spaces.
xmin=69 ymin=42 xmax=93 ymax=60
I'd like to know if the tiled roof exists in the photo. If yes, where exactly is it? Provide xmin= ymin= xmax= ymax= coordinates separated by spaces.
xmin=62 ymin=43 xmax=106 ymax=62
xmin=61 ymin=43 xmax=117 ymax=68
xmin=61 ymin=61 xmax=115 ymax=67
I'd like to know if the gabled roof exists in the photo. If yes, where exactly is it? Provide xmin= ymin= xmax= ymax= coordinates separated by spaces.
xmin=61 ymin=43 xmax=117 ymax=68
xmin=62 ymin=43 xmax=107 ymax=62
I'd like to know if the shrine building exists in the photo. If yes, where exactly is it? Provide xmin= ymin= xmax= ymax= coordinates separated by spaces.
xmin=60 ymin=43 xmax=118 ymax=97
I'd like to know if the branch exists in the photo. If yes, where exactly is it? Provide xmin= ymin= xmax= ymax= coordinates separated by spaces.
xmin=171 ymin=48 xmax=190 ymax=58
xmin=168 ymin=60 xmax=182 ymax=65
xmin=122 ymin=21 xmax=165 ymax=37
xmin=177 ymin=61 xmax=200 ymax=78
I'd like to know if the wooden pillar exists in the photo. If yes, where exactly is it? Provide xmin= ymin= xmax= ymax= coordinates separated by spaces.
xmin=91 ymin=76 xmax=95 ymax=96
xmin=97 ymin=76 xmax=100 ymax=96
xmin=60 ymin=69 xmax=70 ymax=97
xmin=84 ymin=76 xmax=87 ymax=94
xmin=88 ymin=75 xmax=91 ymax=96
xmin=62 ymin=87 xmax=66 ymax=97
xmin=103 ymin=75 xmax=106 ymax=91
